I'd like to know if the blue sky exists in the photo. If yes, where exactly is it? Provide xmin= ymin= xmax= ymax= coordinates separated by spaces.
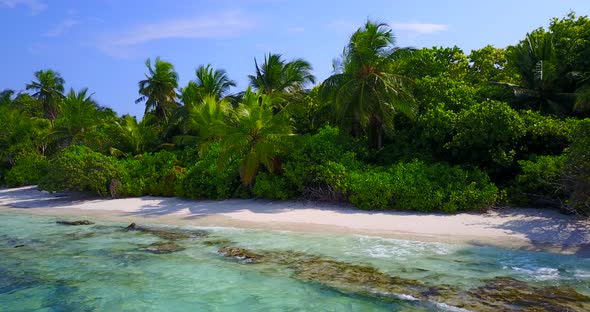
xmin=0 ymin=0 xmax=587 ymax=117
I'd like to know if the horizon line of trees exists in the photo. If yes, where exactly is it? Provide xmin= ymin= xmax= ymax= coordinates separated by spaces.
xmin=2 ymin=12 xmax=590 ymax=214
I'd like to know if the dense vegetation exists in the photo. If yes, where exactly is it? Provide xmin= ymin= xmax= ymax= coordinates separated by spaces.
xmin=2 ymin=14 xmax=590 ymax=214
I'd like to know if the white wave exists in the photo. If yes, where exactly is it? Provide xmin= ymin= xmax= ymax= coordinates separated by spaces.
xmin=510 ymin=266 xmax=560 ymax=281
xmin=430 ymin=301 xmax=473 ymax=312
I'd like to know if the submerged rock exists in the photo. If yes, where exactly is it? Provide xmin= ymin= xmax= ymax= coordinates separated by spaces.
xmin=124 ymin=223 xmax=207 ymax=241
xmin=56 ymin=220 xmax=94 ymax=226
xmin=453 ymin=276 xmax=590 ymax=312
xmin=216 ymin=245 xmax=590 ymax=311
xmin=202 ymin=239 xmax=235 ymax=246
xmin=218 ymin=246 xmax=265 ymax=262
xmin=64 ymin=232 xmax=96 ymax=240
xmin=138 ymin=241 xmax=185 ymax=254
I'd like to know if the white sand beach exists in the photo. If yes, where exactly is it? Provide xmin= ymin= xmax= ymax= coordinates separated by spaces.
xmin=1 ymin=186 xmax=589 ymax=255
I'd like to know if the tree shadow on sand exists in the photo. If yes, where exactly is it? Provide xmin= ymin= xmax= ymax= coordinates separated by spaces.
xmin=480 ymin=208 xmax=590 ymax=257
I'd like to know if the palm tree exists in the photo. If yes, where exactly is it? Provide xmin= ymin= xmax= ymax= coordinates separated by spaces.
xmin=109 ymin=115 xmax=159 ymax=156
xmin=195 ymin=64 xmax=236 ymax=100
xmin=179 ymin=95 xmax=231 ymax=148
xmin=248 ymin=53 xmax=315 ymax=105
xmin=0 ymin=89 xmax=14 ymax=106
xmin=26 ymin=69 xmax=65 ymax=124
xmin=136 ymin=57 xmax=179 ymax=124
xmin=50 ymin=88 xmax=106 ymax=146
xmin=216 ymin=89 xmax=293 ymax=186
xmin=495 ymin=31 xmax=575 ymax=115
xmin=321 ymin=20 xmax=417 ymax=149
xmin=173 ymin=65 xmax=236 ymax=137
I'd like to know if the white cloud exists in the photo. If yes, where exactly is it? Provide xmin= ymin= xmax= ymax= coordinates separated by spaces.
xmin=99 ymin=11 xmax=259 ymax=58
xmin=391 ymin=23 xmax=448 ymax=34
xmin=45 ymin=18 xmax=78 ymax=37
xmin=0 ymin=0 xmax=46 ymax=15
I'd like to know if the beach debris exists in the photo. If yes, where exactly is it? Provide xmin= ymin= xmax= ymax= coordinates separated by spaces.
xmin=56 ymin=220 xmax=94 ymax=226
xmin=138 ymin=241 xmax=185 ymax=254
xmin=124 ymin=223 xmax=208 ymax=240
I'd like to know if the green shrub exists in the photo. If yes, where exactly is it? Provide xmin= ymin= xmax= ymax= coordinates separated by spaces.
xmin=120 ymin=151 xmax=184 ymax=197
xmin=332 ymin=161 xmax=499 ymax=212
xmin=283 ymin=126 xmax=364 ymax=193
xmin=4 ymin=153 xmax=48 ymax=187
xmin=512 ymin=155 xmax=567 ymax=206
xmin=176 ymin=143 xmax=240 ymax=200
xmin=564 ymin=119 xmax=590 ymax=215
xmin=39 ymin=145 xmax=123 ymax=196
xmin=346 ymin=170 xmax=393 ymax=209
xmin=252 ymin=172 xmax=297 ymax=200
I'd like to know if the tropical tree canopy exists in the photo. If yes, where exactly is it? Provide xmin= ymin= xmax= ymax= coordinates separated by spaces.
xmin=136 ymin=57 xmax=179 ymax=123
xmin=26 ymin=69 xmax=65 ymax=123
xmin=248 ymin=53 xmax=315 ymax=96
xmin=216 ymin=89 xmax=293 ymax=186
xmin=194 ymin=65 xmax=236 ymax=101
xmin=321 ymin=20 xmax=417 ymax=149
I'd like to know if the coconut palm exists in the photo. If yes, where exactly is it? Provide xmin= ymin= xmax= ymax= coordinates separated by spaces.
xmin=50 ymin=88 xmax=106 ymax=146
xmin=0 ymin=89 xmax=14 ymax=106
xmin=109 ymin=115 xmax=159 ymax=156
xmin=136 ymin=57 xmax=179 ymax=123
xmin=494 ymin=31 xmax=576 ymax=115
xmin=321 ymin=20 xmax=417 ymax=149
xmin=26 ymin=69 xmax=65 ymax=124
xmin=173 ymin=65 xmax=236 ymax=137
xmin=216 ymin=89 xmax=293 ymax=186
xmin=248 ymin=53 xmax=315 ymax=98
xmin=177 ymin=95 xmax=231 ymax=147
xmin=194 ymin=64 xmax=236 ymax=100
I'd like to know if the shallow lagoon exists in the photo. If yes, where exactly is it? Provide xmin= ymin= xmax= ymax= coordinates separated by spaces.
xmin=1 ymin=212 xmax=589 ymax=311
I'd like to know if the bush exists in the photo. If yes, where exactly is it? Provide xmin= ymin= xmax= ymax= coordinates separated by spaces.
xmin=252 ymin=172 xmax=297 ymax=200
xmin=512 ymin=155 xmax=567 ymax=206
xmin=39 ymin=145 xmax=123 ymax=196
xmin=176 ymin=143 xmax=240 ymax=200
xmin=564 ymin=119 xmax=590 ymax=215
xmin=346 ymin=169 xmax=393 ymax=209
xmin=4 ymin=153 xmax=48 ymax=187
xmin=120 ymin=151 xmax=184 ymax=197
xmin=319 ymin=160 xmax=499 ymax=212
xmin=283 ymin=125 xmax=364 ymax=194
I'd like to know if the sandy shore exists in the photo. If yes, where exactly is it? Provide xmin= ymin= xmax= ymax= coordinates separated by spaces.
xmin=1 ymin=186 xmax=589 ymax=256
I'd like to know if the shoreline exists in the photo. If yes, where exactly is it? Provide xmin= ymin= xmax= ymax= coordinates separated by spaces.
xmin=1 ymin=186 xmax=589 ymax=256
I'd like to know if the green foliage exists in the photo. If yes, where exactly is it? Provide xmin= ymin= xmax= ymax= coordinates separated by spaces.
xmin=321 ymin=20 xmax=417 ymax=149
xmin=4 ymin=153 xmax=48 ymax=187
xmin=283 ymin=126 xmax=364 ymax=194
xmin=39 ymin=145 xmax=123 ymax=196
xmin=176 ymin=143 xmax=240 ymax=199
xmin=346 ymin=169 xmax=394 ymax=209
xmin=512 ymin=155 xmax=567 ymax=206
xmin=447 ymin=101 xmax=526 ymax=170
xmin=393 ymin=46 xmax=469 ymax=80
xmin=564 ymin=119 xmax=590 ymax=214
xmin=120 ymin=151 xmax=184 ymax=197
xmin=415 ymin=76 xmax=477 ymax=111
xmin=324 ymin=161 xmax=498 ymax=212
xmin=252 ymin=172 xmax=297 ymax=200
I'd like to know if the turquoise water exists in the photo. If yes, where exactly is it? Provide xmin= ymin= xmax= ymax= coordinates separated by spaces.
xmin=1 ymin=212 xmax=589 ymax=311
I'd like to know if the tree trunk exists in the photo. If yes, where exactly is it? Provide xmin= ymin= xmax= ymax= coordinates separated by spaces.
xmin=368 ymin=116 xmax=382 ymax=149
